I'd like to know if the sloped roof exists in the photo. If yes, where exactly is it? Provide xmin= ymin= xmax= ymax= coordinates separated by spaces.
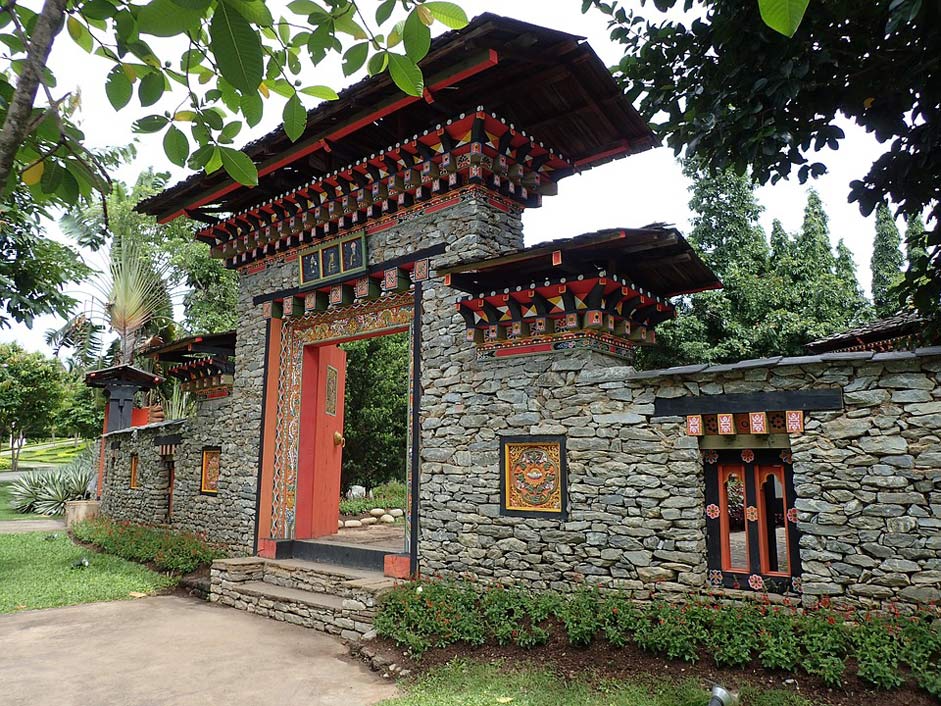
xmin=441 ymin=225 xmax=721 ymax=298
xmin=137 ymin=13 xmax=656 ymax=222
xmin=806 ymin=311 xmax=923 ymax=353
xmin=84 ymin=365 xmax=164 ymax=389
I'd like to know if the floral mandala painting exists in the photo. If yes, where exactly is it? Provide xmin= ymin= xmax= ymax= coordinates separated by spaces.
xmin=748 ymin=574 xmax=765 ymax=591
xmin=705 ymin=503 xmax=721 ymax=520
xmin=500 ymin=436 xmax=567 ymax=518
xmin=740 ymin=448 xmax=755 ymax=463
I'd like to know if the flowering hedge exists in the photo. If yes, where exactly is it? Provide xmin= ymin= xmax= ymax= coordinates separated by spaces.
xmin=72 ymin=518 xmax=223 ymax=574
xmin=374 ymin=581 xmax=941 ymax=698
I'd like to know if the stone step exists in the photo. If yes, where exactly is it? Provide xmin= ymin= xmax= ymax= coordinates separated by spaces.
xmin=212 ymin=579 xmax=377 ymax=641
xmin=210 ymin=556 xmax=397 ymax=640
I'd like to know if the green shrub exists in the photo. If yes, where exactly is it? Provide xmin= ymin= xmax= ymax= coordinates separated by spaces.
xmin=373 ymin=579 xmax=941 ymax=698
xmin=339 ymin=479 xmax=407 ymax=516
xmin=72 ymin=517 xmax=222 ymax=574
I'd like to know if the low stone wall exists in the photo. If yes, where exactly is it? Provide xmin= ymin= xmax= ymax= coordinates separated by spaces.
xmin=418 ymin=346 xmax=941 ymax=609
xmin=99 ymin=393 xmax=255 ymax=554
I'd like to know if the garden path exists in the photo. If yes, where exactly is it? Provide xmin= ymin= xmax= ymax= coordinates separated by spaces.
xmin=0 ymin=518 xmax=65 ymax=534
xmin=0 ymin=594 xmax=397 ymax=706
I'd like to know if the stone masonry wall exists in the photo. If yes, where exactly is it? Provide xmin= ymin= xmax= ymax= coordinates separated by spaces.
xmin=417 ymin=332 xmax=941 ymax=608
xmin=100 ymin=188 xmax=525 ymax=553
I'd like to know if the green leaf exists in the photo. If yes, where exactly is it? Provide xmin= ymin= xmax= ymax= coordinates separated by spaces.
xmin=168 ymin=0 xmax=212 ymax=9
xmin=387 ymin=19 xmax=404 ymax=47
xmin=56 ymin=169 xmax=80 ymax=204
xmin=286 ymin=0 xmax=320 ymax=14
xmin=187 ymin=144 xmax=214 ymax=169
xmin=333 ymin=6 xmax=366 ymax=39
xmin=105 ymin=66 xmax=133 ymax=109
xmin=240 ymin=91 xmax=263 ymax=126
xmin=81 ymin=0 xmax=118 ymax=21
xmin=299 ymin=84 xmax=339 ymax=100
xmin=757 ymin=0 xmax=810 ymax=37
xmin=375 ymin=0 xmax=395 ymax=25
xmin=137 ymin=71 xmax=165 ymax=107
xmin=422 ymin=2 xmax=468 ymax=29
xmin=282 ymin=94 xmax=306 ymax=142
xmin=342 ymin=42 xmax=368 ymax=76
xmin=136 ymin=0 xmax=204 ymax=37
xmin=162 ymin=125 xmax=189 ymax=167
xmin=367 ymin=50 xmax=388 ymax=77
xmin=132 ymin=114 xmax=170 ymax=133
xmin=223 ymin=0 xmax=274 ymax=26
xmin=220 ymin=120 xmax=242 ymax=142
xmin=219 ymin=146 xmax=258 ymax=185
xmin=403 ymin=10 xmax=430 ymax=62
xmin=209 ymin=2 xmax=264 ymax=92
xmin=387 ymin=53 xmax=423 ymax=97
xmin=66 ymin=17 xmax=93 ymax=52
xmin=205 ymin=147 xmax=223 ymax=174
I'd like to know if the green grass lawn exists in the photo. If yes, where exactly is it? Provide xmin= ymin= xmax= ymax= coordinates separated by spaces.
xmin=0 ymin=532 xmax=177 ymax=614
xmin=0 ymin=439 xmax=91 ymax=470
xmin=0 ymin=483 xmax=45 ymax=521
xmin=380 ymin=661 xmax=816 ymax=706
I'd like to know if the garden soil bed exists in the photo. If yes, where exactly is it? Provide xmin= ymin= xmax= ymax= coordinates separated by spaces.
xmin=356 ymin=633 xmax=935 ymax=706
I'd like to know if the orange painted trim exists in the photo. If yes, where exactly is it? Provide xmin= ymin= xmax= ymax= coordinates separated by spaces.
xmin=384 ymin=554 xmax=412 ymax=579
xmin=755 ymin=464 xmax=790 ymax=577
xmin=718 ymin=464 xmax=748 ymax=573
xmin=131 ymin=407 xmax=150 ymax=427
xmin=96 ymin=405 xmax=109 ymax=499
xmin=159 ymin=51 xmax=501 ymax=224
xmin=255 ymin=317 xmax=283 ymax=552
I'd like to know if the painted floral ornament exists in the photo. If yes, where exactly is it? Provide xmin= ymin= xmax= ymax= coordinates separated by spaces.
xmin=748 ymin=574 xmax=765 ymax=591
xmin=779 ymin=449 xmax=793 ymax=464
xmin=790 ymin=577 xmax=803 ymax=594
xmin=708 ymin=569 xmax=724 ymax=587
xmin=704 ymin=450 xmax=719 ymax=464
xmin=745 ymin=505 xmax=759 ymax=522
xmin=741 ymin=449 xmax=755 ymax=463
xmin=706 ymin=503 xmax=721 ymax=519
xmin=786 ymin=507 xmax=799 ymax=524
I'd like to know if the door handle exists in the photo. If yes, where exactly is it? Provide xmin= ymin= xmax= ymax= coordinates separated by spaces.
xmin=333 ymin=431 xmax=346 ymax=447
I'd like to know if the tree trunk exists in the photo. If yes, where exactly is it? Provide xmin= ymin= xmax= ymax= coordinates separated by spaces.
xmin=10 ymin=433 xmax=22 ymax=474
xmin=0 ymin=0 xmax=69 ymax=190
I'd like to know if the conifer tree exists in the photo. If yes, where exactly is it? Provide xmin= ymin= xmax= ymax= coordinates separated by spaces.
xmin=794 ymin=189 xmax=836 ymax=279
xmin=905 ymin=215 xmax=927 ymax=269
xmin=871 ymin=203 xmax=905 ymax=317
xmin=770 ymin=219 xmax=794 ymax=264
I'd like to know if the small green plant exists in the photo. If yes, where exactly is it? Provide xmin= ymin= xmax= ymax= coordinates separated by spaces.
xmin=799 ymin=609 xmax=848 ymax=687
xmin=758 ymin=607 xmax=802 ymax=671
xmin=72 ymin=517 xmax=222 ymax=574
xmin=480 ymin=586 xmax=557 ymax=648
xmin=339 ymin=479 xmax=407 ymax=516
xmin=8 ymin=471 xmax=46 ymax=513
xmin=558 ymin=587 xmax=601 ymax=647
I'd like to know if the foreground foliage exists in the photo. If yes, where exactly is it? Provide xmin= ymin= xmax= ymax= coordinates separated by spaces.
xmin=0 ymin=532 xmax=175 ymax=613
xmin=378 ymin=660 xmax=814 ymax=706
xmin=375 ymin=582 xmax=941 ymax=697
xmin=588 ymin=0 xmax=940 ymax=336
xmin=73 ymin=517 xmax=223 ymax=574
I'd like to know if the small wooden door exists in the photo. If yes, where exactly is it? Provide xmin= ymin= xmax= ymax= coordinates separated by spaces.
xmin=295 ymin=344 xmax=347 ymax=539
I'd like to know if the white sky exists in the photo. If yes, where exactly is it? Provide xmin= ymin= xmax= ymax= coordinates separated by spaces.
xmin=3 ymin=0 xmax=897 ymax=356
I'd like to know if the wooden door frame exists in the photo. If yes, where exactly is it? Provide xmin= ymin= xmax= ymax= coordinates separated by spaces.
xmin=253 ymin=286 xmax=422 ymax=577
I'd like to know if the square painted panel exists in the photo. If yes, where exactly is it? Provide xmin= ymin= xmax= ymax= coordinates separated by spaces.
xmin=500 ymin=436 xmax=567 ymax=519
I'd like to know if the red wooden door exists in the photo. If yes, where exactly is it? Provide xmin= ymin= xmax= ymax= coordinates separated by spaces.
xmin=295 ymin=344 xmax=347 ymax=539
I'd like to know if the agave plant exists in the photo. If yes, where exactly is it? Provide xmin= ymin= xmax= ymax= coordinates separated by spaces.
xmin=10 ymin=450 xmax=96 ymax=516
xmin=8 ymin=471 xmax=46 ymax=513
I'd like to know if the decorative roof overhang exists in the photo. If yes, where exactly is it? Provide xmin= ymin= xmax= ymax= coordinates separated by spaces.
xmin=442 ymin=227 xmax=721 ymax=360
xmin=136 ymin=13 xmax=656 ymax=224
xmin=805 ymin=311 xmax=925 ymax=354
xmin=143 ymin=331 xmax=236 ymax=399
xmin=192 ymin=111 xmax=569 ymax=270
xmin=84 ymin=365 xmax=164 ymax=390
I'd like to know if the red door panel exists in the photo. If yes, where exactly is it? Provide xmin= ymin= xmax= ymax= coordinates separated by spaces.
xmin=295 ymin=344 xmax=346 ymax=539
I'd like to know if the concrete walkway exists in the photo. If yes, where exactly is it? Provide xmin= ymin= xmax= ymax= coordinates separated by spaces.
xmin=0 ymin=595 xmax=399 ymax=706
xmin=0 ymin=518 xmax=66 ymax=534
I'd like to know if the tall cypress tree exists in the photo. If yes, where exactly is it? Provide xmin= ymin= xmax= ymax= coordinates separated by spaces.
xmin=770 ymin=219 xmax=794 ymax=264
xmin=905 ymin=214 xmax=927 ymax=268
xmin=871 ymin=203 xmax=904 ymax=317
xmin=794 ymin=189 xmax=836 ymax=279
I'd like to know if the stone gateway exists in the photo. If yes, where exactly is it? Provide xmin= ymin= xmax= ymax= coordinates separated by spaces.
xmin=90 ymin=14 xmax=941 ymax=613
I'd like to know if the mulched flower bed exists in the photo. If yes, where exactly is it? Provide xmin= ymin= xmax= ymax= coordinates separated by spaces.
xmin=357 ymin=631 xmax=935 ymax=706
